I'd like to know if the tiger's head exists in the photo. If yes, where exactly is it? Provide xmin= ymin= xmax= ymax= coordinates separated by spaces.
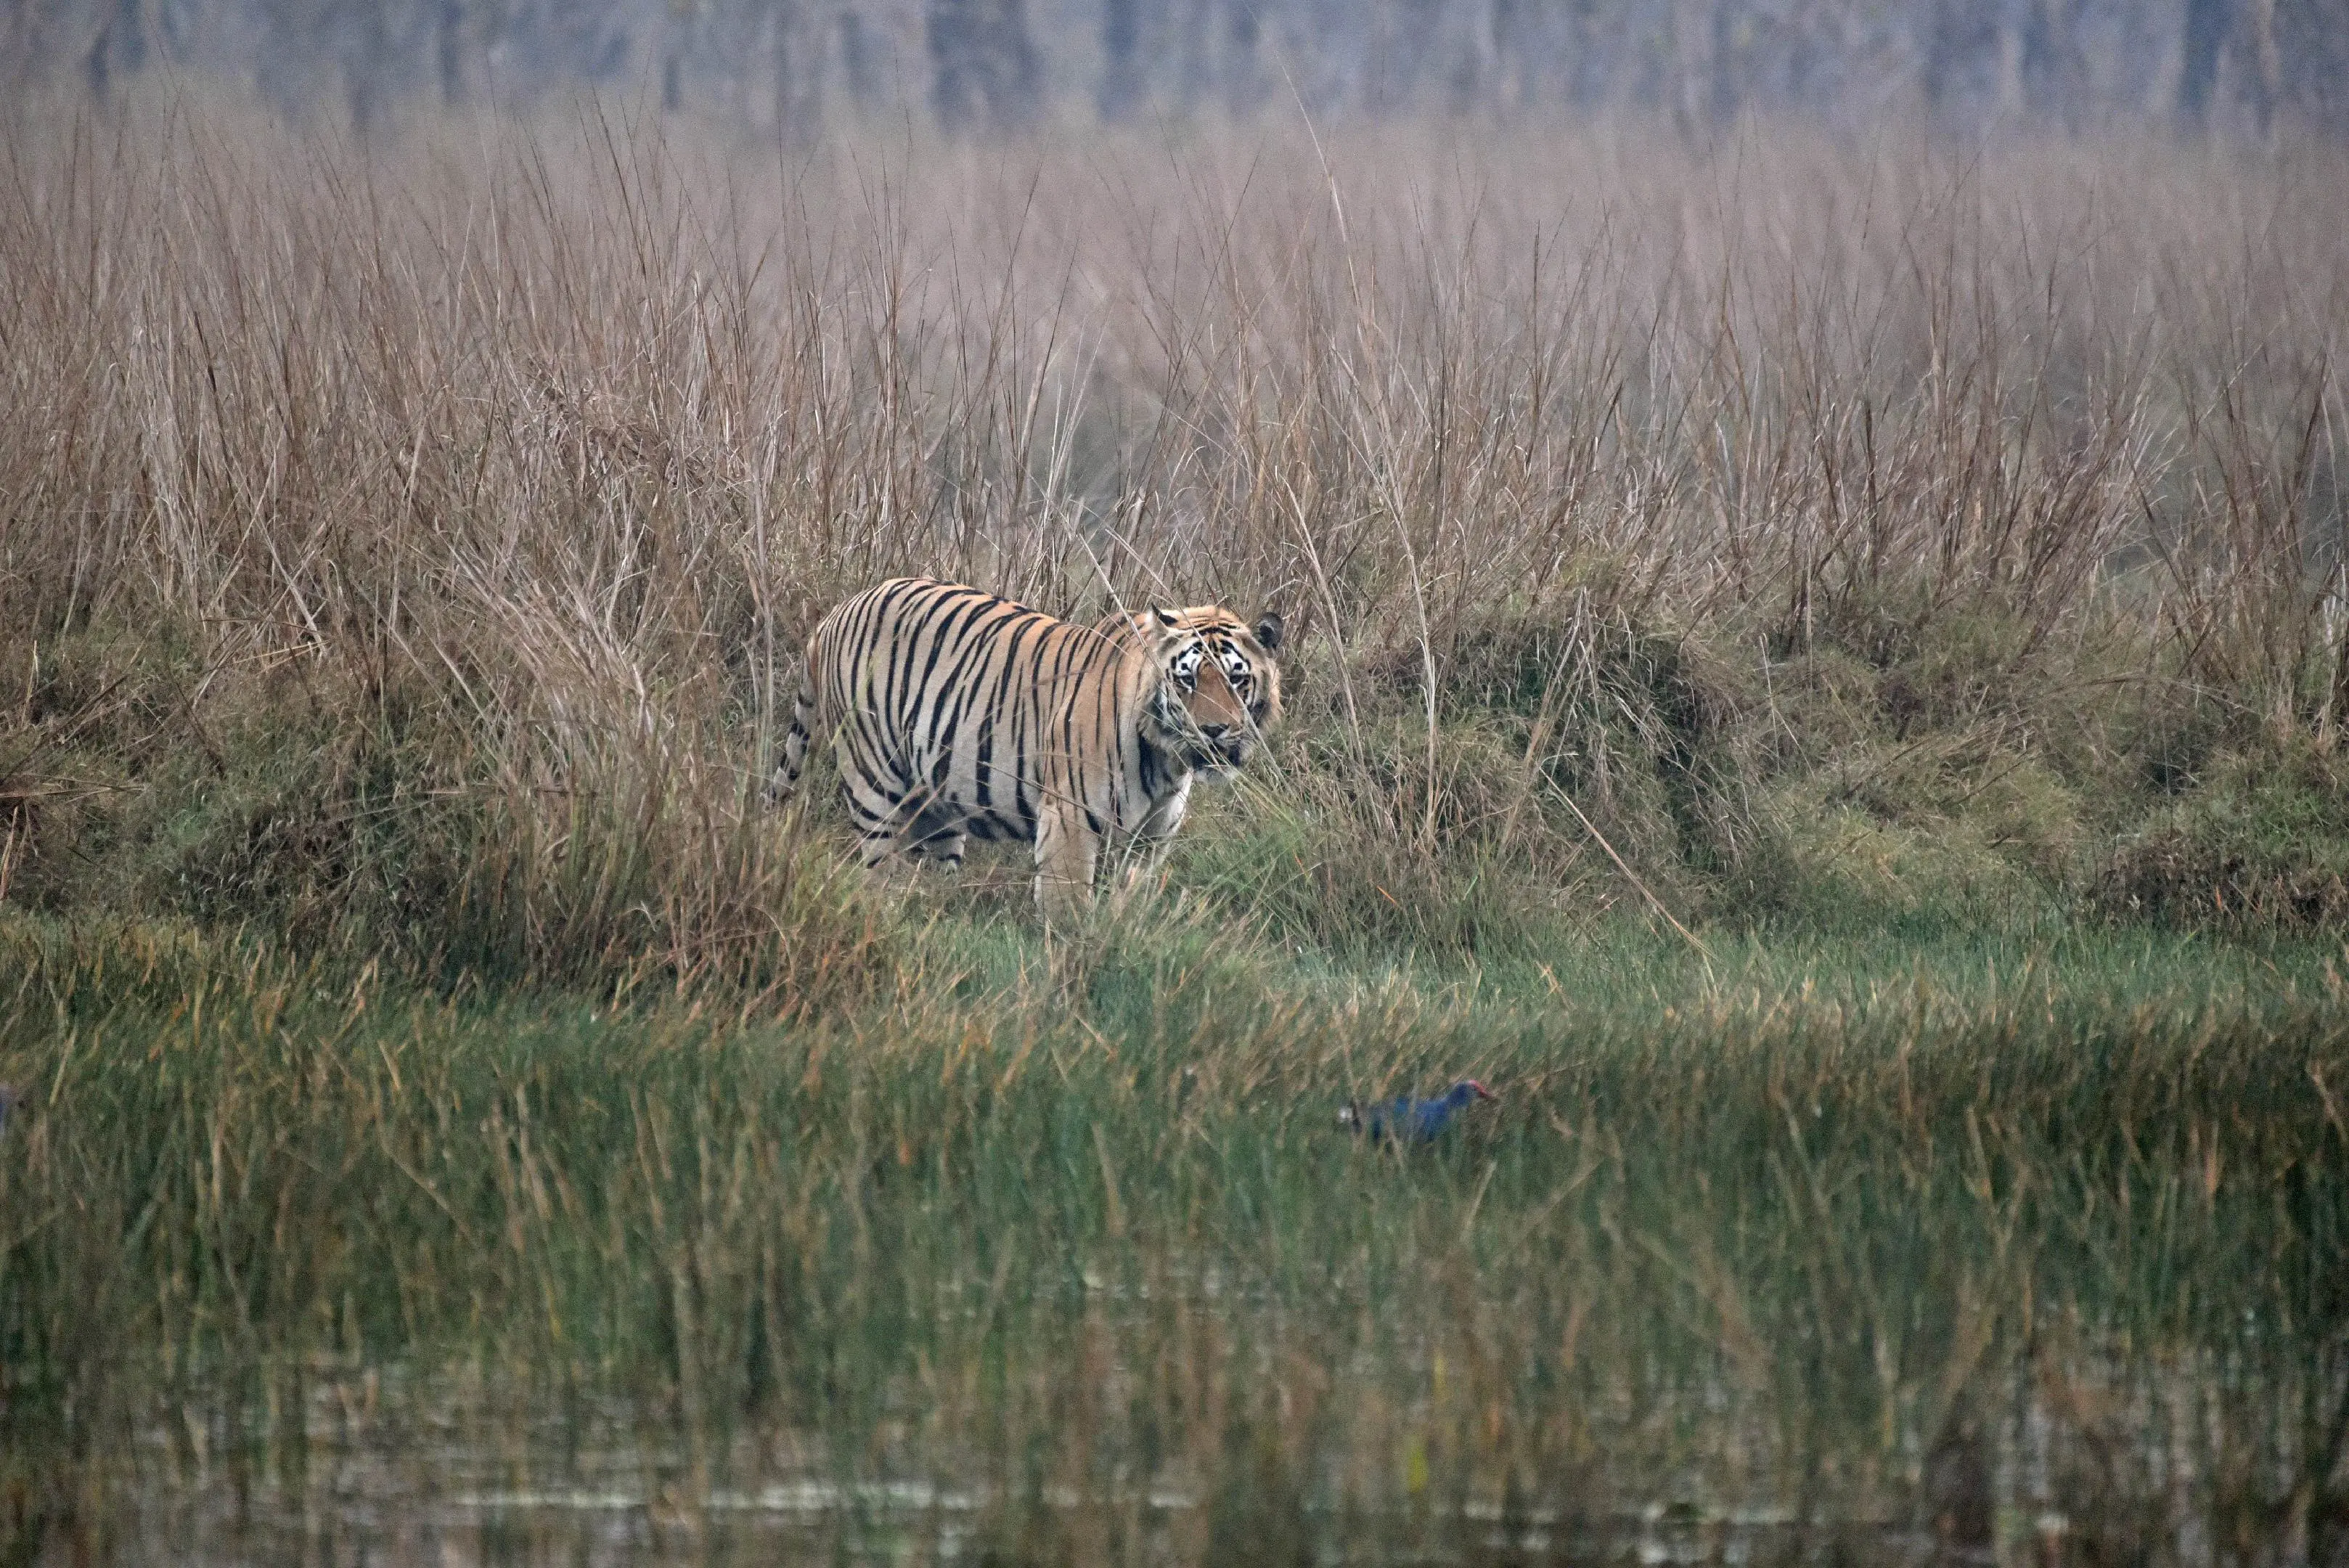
xmin=1110 ymin=604 xmax=1286 ymax=775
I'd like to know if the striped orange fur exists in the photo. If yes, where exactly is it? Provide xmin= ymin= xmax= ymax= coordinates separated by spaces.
xmin=769 ymin=578 xmax=1284 ymax=910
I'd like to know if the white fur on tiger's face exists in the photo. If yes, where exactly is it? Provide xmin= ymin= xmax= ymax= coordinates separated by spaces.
xmin=1104 ymin=603 xmax=1285 ymax=777
xmin=768 ymin=578 xmax=1285 ymax=912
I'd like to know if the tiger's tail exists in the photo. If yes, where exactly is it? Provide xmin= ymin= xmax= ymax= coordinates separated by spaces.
xmin=764 ymin=658 xmax=820 ymax=809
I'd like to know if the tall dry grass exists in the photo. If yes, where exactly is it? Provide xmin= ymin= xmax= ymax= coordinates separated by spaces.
xmin=1 ymin=97 xmax=2345 ymax=957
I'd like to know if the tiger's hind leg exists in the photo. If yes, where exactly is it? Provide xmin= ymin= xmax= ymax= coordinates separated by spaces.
xmin=839 ymin=756 xmax=928 ymax=875
xmin=843 ymin=772 xmax=970 ymax=887
xmin=911 ymin=835 xmax=969 ymax=873
xmin=906 ymin=805 xmax=969 ymax=873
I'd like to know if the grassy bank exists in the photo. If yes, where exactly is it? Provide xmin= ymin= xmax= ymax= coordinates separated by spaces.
xmin=2 ymin=105 xmax=2348 ymax=972
xmin=2 ymin=910 xmax=2346 ymax=1562
xmin=1 ymin=99 xmax=2348 ymax=1561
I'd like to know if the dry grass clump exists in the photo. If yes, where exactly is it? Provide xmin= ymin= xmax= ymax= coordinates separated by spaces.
xmin=2099 ymin=739 xmax=2349 ymax=925
xmin=1 ymin=100 xmax=2346 ymax=957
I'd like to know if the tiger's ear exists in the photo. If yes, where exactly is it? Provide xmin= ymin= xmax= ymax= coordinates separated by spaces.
xmin=1253 ymin=613 xmax=1285 ymax=653
xmin=1151 ymin=606 xmax=1182 ymax=631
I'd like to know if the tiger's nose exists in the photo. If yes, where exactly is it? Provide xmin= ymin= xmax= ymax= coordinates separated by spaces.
xmin=1200 ymin=722 xmax=1233 ymax=740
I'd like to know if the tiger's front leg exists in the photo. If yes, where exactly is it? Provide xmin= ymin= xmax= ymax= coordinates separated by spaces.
xmin=1100 ymin=833 xmax=1174 ymax=915
xmin=1105 ymin=775 xmax=1190 ymax=910
xmin=1033 ymin=806 xmax=1100 ymax=918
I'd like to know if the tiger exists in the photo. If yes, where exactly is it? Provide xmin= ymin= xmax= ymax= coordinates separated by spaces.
xmin=767 ymin=577 xmax=1284 ymax=910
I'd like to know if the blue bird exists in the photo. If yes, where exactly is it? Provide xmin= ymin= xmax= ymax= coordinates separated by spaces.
xmin=0 ymin=1083 xmax=13 ymax=1140
xmin=1339 ymin=1079 xmax=1496 ymax=1144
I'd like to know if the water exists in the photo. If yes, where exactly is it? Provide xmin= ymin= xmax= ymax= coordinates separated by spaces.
xmin=39 ymin=1340 xmax=2342 ymax=1566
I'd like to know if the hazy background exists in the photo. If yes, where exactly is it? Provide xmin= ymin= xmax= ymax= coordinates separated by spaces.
xmin=6 ymin=0 xmax=2346 ymax=141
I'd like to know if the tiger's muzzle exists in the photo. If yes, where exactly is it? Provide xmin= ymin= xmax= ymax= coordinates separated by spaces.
xmin=1151 ymin=690 xmax=1254 ymax=773
xmin=1199 ymin=723 xmax=1251 ymax=772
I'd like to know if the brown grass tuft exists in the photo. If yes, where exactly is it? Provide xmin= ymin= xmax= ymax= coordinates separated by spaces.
xmin=1 ymin=99 xmax=2345 ymax=950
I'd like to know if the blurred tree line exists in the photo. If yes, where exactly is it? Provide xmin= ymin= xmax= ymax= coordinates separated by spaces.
xmin=5 ymin=0 xmax=2345 ymax=136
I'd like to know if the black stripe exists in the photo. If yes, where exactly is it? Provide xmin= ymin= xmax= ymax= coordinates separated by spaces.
xmin=880 ymin=582 xmax=953 ymax=735
xmin=975 ymin=613 xmax=1043 ymax=811
xmin=923 ymin=600 xmax=1023 ymax=758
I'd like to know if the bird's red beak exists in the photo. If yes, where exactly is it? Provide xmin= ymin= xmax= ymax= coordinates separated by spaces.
xmin=1468 ymin=1079 xmax=1496 ymax=1101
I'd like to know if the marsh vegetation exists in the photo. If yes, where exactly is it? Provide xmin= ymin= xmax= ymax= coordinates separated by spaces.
xmin=1 ymin=99 xmax=2347 ymax=1561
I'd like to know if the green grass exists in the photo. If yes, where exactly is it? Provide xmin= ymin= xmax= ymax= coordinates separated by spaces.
xmin=4 ymin=905 xmax=2345 ymax=1562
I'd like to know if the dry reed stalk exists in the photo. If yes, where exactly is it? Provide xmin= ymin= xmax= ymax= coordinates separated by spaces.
xmin=0 ymin=97 xmax=2342 ymax=943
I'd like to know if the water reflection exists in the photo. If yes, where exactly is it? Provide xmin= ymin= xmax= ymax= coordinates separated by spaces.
xmin=59 ymin=1340 xmax=2343 ymax=1566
